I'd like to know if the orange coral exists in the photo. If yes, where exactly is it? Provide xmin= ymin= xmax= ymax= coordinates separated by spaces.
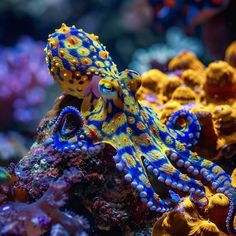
xmin=162 ymin=74 xmax=183 ymax=101
xmin=205 ymin=61 xmax=236 ymax=100
xmin=212 ymin=105 xmax=236 ymax=149
xmin=171 ymin=86 xmax=197 ymax=105
xmin=152 ymin=192 xmax=228 ymax=236
xmin=168 ymin=50 xmax=204 ymax=72
xmin=151 ymin=167 xmax=236 ymax=236
xmin=140 ymin=69 xmax=169 ymax=93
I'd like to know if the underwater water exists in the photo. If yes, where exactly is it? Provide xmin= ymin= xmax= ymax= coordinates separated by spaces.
xmin=0 ymin=0 xmax=236 ymax=235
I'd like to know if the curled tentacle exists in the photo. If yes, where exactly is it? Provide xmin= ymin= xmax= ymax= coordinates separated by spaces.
xmin=52 ymin=106 xmax=104 ymax=156
xmin=166 ymin=109 xmax=201 ymax=147
xmin=53 ymin=106 xmax=84 ymax=138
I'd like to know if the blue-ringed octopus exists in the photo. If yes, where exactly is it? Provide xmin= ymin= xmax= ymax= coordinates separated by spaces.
xmin=45 ymin=23 xmax=236 ymax=234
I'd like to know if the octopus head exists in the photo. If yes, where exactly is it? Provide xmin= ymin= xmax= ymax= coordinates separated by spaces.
xmin=45 ymin=23 xmax=118 ymax=99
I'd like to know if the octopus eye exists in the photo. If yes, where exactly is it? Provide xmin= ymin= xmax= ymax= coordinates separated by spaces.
xmin=98 ymin=80 xmax=117 ymax=97
xmin=54 ymin=106 xmax=84 ymax=138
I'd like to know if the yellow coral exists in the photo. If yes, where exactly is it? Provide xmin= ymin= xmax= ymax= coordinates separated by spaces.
xmin=225 ymin=41 xmax=236 ymax=68
xmin=168 ymin=50 xmax=204 ymax=72
xmin=212 ymin=105 xmax=236 ymax=149
xmin=159 ymin=101 xmax=182 ymax=123
xmin=204 ymin=61 xmax=236 ymax=101
xmin=141 ymin=69 xmax=169 ymax=93
xmin=171 ymin=86 xmax=197 ymax=104
xmin=181 ymin=69 xmax=204 ymax=91
xmin=162 ymin=74 xmax=183 ymax=100
xmin=188 ymin=220 xmax=220 ymax=236
xmin=152 ymin=191 xmax=229 ymax=236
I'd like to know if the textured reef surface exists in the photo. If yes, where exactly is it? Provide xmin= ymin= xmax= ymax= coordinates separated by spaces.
xmin=0 ymin=24 xmax=236 ymax=236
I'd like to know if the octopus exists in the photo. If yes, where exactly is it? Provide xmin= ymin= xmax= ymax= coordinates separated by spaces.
xmin=45 ymin=24 xmax=236 ymax=234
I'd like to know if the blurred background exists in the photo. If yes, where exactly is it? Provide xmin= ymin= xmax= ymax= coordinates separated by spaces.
xmin=0 ymin=0 xmax=235 ymax=165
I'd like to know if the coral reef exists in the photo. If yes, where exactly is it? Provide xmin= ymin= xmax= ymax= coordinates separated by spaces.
xmin=168 ymin=50 xmax=205 ymax=72
xmin=149 ymin=0 xmax=229 ymax=29
xmin=0 ymin=24 xmax=236 ymax=236
xmin=152 ymin=191 xmax=229 ymax=236
xmin=138 ymin=44 xmax=236 ymax=155
xmin=205 ymin=61 xmax=236 ymax=101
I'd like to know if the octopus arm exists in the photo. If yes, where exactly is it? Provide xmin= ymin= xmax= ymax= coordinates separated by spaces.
xmin=166 ymin=109 xmax=201 ymax=147
xmin=113 ymin=145 xmax=174 ymax=212
xmin=143 ymin=148 xmax=205 ymax=198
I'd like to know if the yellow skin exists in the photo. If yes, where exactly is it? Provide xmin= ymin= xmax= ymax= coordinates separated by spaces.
xmin=46 ymin=23 xmax=118 ymax=99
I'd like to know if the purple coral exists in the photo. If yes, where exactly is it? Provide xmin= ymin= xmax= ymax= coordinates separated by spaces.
xmin=0 ymin=36 xmax=52 ymax=129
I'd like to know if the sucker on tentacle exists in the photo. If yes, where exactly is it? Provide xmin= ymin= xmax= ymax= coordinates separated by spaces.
xmin=46 ymin=23 xmax=236 ymax=235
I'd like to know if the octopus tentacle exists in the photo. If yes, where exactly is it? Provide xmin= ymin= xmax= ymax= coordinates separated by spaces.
xmin=52 ymin=106 xmax=104 ymax=155
xmin=166 ymin=149 xmax=232 ymax=191
xmin=143 ymin=150 xmax=205 ymax=197
xmin=113 ymin=149 xmax=173 ymax=212
xmin=53 ymin=106 xmax=84 ymax=137
xmin=226 ymin=190 xmax=236 ymax=235
xmin=166 ymin=109 xmax=201 ymax=147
